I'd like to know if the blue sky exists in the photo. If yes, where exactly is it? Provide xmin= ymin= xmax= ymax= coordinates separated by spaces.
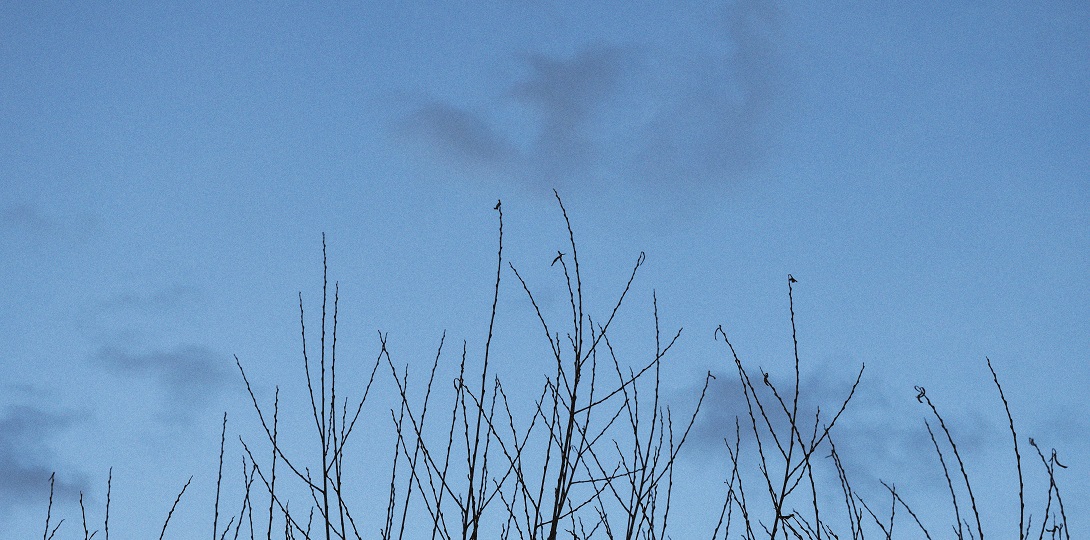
xmin=2 ymin=1 xmax=1088 ymax=538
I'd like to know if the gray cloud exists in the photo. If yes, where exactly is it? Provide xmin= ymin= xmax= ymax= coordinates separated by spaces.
xmin=398 ymin=0 xmax=786 ymax=197
xmin=682 ymin=362 xmax=1003 ymax=503
xmin=0 ymin=405 xmax=86 ymax=513
xmin=400 ymin=102 xmax=516 ymax=168
xmin=513 ymin=47 xmax=626 ymax=120
xmin=94 ymin=344 xmax=229 ymax=423
xmin=0 ymin=204 xmax=53 ymax=234
xmin=397 ymin=44 xmax=633 ymax=188
xmin=79 ymin=284 xmax=203 ymax=333
xmin=688 ymin=366 xmax=884 ymax=452
xmin=0 ymin=203 xmax=98 ymax=244
xmin=683 ymin=366 xmax=873 ymax=456
xmin=631 ymin=0 xmax=783 ymax=189
xmin=686 ymin=371 xmax=757 ymax=451
xmin=103 ymin=284 xmax=201 ymax=312
xmin=511 ymin=46 xmax=628 ymax=177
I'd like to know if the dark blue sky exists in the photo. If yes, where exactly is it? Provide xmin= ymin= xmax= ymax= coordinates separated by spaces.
xmin=3 ymin=1 xmax=1088 ymax=537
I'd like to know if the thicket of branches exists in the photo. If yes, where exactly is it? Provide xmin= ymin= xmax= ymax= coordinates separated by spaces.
xmin=40 ymin=194 xmax=1070 ymax=539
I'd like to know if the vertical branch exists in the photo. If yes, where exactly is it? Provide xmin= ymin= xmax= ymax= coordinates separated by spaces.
xmin=105 ymin=468 xmax=112 ymax=540
xmin=553 ymin=190 xmax=583 ymax=358
xmin=397 ymin=333 xmax=446 ymax=540
xmin=465 ymin=199 xmax=504 ymax=539
xmin=43 ymin=472 xmax=62 ymax=540
xmin=922 ymin=417 xmax=963 ymax=540
xmin=319 ymin=235 xmax=332 ymax=540
xmin=916 ymin=386 xmax=981 ymax=540
xmin=1029 ymin=439 xmax=1070 ymax=540
xmin=329 ymin=280 xmax=353 ymax=539
xmin=787 ymin=274 xmax=802 ymax=458
xmin=988 ymin=358 xmax=1024 ymax=540
xmin=159 ymin=476 xmax=193 ymax=540
xmin=79 ymin=492 xmax=90 ymax=540
xmin=268 ymin=389 xmax=279 ymax=540
xmin=214 ymin=413 xmax=227 ymax=540
xmin=769 ymin=274 xmax=801 ymax=540
xmin=385 ymin=365 xmax=410 ymax=540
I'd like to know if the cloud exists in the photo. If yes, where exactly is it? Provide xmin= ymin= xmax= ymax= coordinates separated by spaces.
xmin=682 ymin=362 xmax=1001 ymax=500
xmin=630 ymin=0 xmax=783 ymax=189
xmin=513 ymin=47 xmax=626 ymax=120
xmin=0 ymin=204 xmax=53 ymax=234
xmin=397 ymin=45 xmax=633 ymax=188
xmin=0 ymin=202 xmax=97 ymax=260
xmin=94 ymin=344 xmax=229 ymax=423
xmin=0 ymin=406 xmax=86 ymax=513
xmin=683 ymin=366 xmax=871 ymax=458
xmin=400 ymin=103 xmax=516 ymax=168
xmin=397 ymin=0 xmax=786 ymax=197
xmin=511 ymin=46 xmax=628 ymax=176
xmin=79 ymin=284 xmax=203 ymax=332
xmin=102 ymin=284 xmax=201 ymax=312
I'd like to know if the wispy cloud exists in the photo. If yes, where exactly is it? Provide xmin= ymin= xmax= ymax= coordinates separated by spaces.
xmin=682 ymin=363 xmax=999 ymax=496
xmin=397 ymin=44 xmax=633 ymax=188
xmin=631 ymin=0 xmax=783 ymax=189
xmin=101 ymin=284 xmax=201 ymax=312
xmin=0 ymin=202 xmax=98 ymax=266
xmin=80 ymin=284 xmax=202 ymax=332
xmin=0 ymin=405 xmax=86 ymax=513
xmin=399 ymin=102 xmax=517 ymax=168
xmin=94 ymin=345 xmax=229 ymax=423
xmin=0 ymin=204 xmax=53 ymax=234
xmin=686 ymin=361 xmax=870 ymax=454
xmin=399 ymin=0 xmax=786 ymax=197
xmin=511 ymin=46 xmax=628 ymax=178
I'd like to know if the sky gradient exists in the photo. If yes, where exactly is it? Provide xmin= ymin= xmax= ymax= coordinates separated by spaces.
xmin=3 ymin=1 xmax=1089 ymax=538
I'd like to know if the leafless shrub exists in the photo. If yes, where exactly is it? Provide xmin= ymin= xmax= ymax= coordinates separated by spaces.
xmin=38 ymin=197 xmax=1073 ymax=540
